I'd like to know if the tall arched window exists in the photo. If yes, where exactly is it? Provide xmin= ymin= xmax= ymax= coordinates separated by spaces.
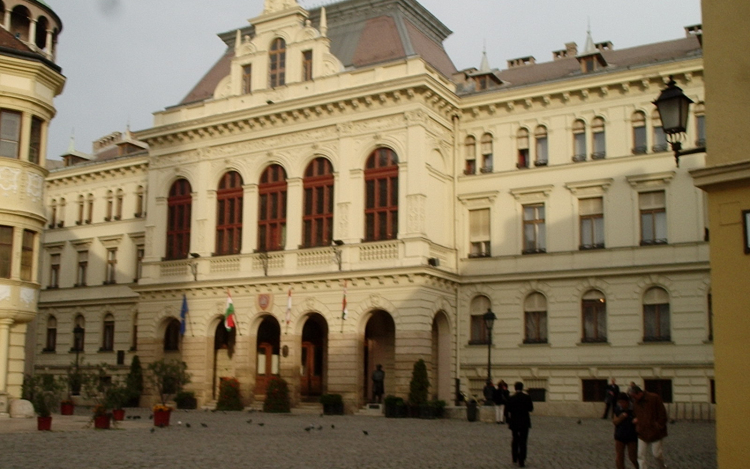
xmin=269 ymin=38 xmax=286 ymax=88
xmin=216 ymin=171 xmax=244 ymax=255
xmin=258 ymin=165 xmax=287 ymax=252
xmin=572 ymin=119 xmax=587 ymax=161
xmin=166 ymin=179 xmax=192 ymax=260
xmin=164 ymin=318 xmax=181 ymax=351
xmin=45 ymin=315 xmax=57 ymax=352
xmin=592 ymin=117 xmax=606 ymax=159
xmin=516 ymin=128 xmax=530 ymax=168
xmin=135 ymin=186 xmax=145 ymax=218
xmin=643 ymin=287 xmax=670 ymax=342
xmin=10 ymin=6 xmax=30 ymax=42
xmin=105 ymin=190 xmax=114 ymax=221
xmin=364 ymin=148 xmax=399 ymax=241
xmin=115 ymin=189 xmax=124 ymax=220
xmin=464 ymin=136 xmax=476 ymax=175
xmin=73 ymin=315 xmax=85 ymax=352
xmin=469 ymin=295 xmax=491 ymax=344
xmin=534 ymin=126 xmax=548 ymax=166
xmin=480 ymin=133 xmax=493 ymax=172
xmin=102 ymin=313 xmax=115 ymax=352
xmin=632 ymin=111 xmax=647 ymax=154
xmin=303 ymin=158 xmax=334 ymax=248
xmin=524 ymin=292 xmax=548 ymax=344
xmin=582 ymin=290 xmax=607 ymax=342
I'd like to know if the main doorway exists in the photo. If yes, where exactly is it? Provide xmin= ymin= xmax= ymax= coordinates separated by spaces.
xmin=300 ymin=313 xmax=328 ymax=400
xmin=255 ymin=315 xmax=281 ymax=396
xmin=363 ymin=310 xmax=395 ymax=403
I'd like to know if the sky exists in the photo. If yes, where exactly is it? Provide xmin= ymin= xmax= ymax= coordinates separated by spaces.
xmin=45 ymin=0 xmax=702 ymax=159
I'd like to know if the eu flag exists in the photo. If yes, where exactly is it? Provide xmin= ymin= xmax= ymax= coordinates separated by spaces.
xmin=180 ymin=294 xmax=188 ymax=336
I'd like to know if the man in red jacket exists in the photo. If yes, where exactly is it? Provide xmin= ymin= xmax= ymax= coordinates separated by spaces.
xmin=629 ymin=385 xmax=668 ymax=469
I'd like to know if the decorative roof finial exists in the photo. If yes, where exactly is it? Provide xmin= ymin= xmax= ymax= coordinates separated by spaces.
xmin=479 ymin=40 xmax=490 ymax=72
xmin=583 ymin=17 xmax=596 ymax=54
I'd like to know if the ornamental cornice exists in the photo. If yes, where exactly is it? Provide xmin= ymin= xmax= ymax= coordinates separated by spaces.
xmin=626 ymin=171 xmax=675 ymax=188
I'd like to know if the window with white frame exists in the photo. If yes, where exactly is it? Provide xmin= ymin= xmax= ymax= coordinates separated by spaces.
xmin=480 ymin=133 xmax=493 ymax=173
xmin=572 ymin=119 xmax=586 ymax=161
xmin=632 ymin=111 xmax=647 ymax=154
xmin=524 ymin=292 xmax=548 ymax=344
xmin=469 ymin=209 xmax=490 ymax=258
xmin=639 ymin=191 xmax=667 ymax=245
xmin=535 ymin=126 xmax=548 ymax=166
xmin=523 ymin=204 xmax=546 ymax=254
xmin=591 ymin=117 xmax=606 ymax=159
xmin=643 ymin=287 xmax=670 ymax=342
xmin=579 ymin=197 xmax=604 ymax=249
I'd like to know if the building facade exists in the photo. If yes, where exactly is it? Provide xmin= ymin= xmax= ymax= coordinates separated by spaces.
xmin=34 ymin=0 xmax=711 ymax=416
xmin=0 ymin=0 xmax=64 ymax=415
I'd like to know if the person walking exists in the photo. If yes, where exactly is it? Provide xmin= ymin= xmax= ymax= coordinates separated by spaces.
xmin=603 ymin=378 xmax=620 ymax=419
xmin=483 ymin=379 xmax=495 ymax=405
xmin=613 ymin=392 xmax=639 ymax=469
xmin=505 ymin=381 xmax=534 ymax=467
xmin=493 ymin=380 xmax=509 ymax=424
xmin=629 ymin=385 xmax=668 ymax=469
xmin=371 ymin=364 xmax=385 ymax=403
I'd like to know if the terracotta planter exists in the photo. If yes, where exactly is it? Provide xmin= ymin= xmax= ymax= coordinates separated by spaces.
xmin=153 ymin=409 xmax=171 ymax=427
xmin=112 ymin=409 xmax=125 ymax=421
xmin=37 ymin=416 xmax=52 ymax=431
xmin=94 ymin=414 xmax=111 ymax=429
xmin=60 ymin=403 xmax=74 ymax=415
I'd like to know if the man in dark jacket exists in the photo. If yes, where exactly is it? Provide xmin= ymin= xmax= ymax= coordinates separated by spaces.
xmin=505 ymin=381 xmax=534 ymax=467
xmin=603 ymin=378 xmax=620 ymax=418
xmin=629 ymin=385 xmax=668 ymax=469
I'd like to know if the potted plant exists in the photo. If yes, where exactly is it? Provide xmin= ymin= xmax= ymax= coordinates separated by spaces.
xmin=263 ymin=377 xmax=290 ymax=413
xmin=104 ymin=380 xmax=130 ymax=421
xmin=92 ymin=404 xmax=111 ymax=429
xmin=79 ymin=363 xmax=114 ymax=429
xmin=174 ymin=391 xmax=197 ymax=410
xmin=383 ymin=395 xmax=403 ymax=418
xmin=60 ymin=398 xmax=75 ymax=415
xmin=319 ymin=393 xmax=344 ymax=415
xmin=146 ymin=359 xmax=191 ymax=426
xmin=27 ymin=374 xmax=65 ymax=431
xmin=408 ymin=359 xmax=429 ymax=418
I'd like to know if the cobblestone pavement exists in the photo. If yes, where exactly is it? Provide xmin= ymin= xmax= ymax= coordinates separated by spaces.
xmin=0 ymin=409 xmax=716 ymax=469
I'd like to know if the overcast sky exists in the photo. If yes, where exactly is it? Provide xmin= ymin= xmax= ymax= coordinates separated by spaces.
xmin=45 ymin=0 xmax=702 ymax=159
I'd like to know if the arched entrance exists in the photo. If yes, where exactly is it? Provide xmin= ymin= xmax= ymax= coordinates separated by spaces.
xmin=432 ymin=312 xmax=451 ymax=401
xmin=364 ymin=310 xmax=395 ymax=403
xmin=213 ymin=322 xmax=236 ymax=399
xmin=300 ymin=313 xmax=328 ymax=400
xmin=255 ymin=315 xmax=281 ymax=396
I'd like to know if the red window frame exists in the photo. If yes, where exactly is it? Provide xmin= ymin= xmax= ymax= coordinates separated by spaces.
xmin=258 ymin=165 xmax=287 ymax=252
xmin=303 ymin=158 xmax=334 ymax=248
xmin=216 ymin=171 xmax=244 ymax=255
xmin=364 ymin=148 xmax=399 ymax=242
xmin=166 ymin=179 xmax=192 ymax=260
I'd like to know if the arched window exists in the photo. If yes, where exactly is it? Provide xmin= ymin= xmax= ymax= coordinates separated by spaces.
xmin=216 ymin=171 xmax=244 ymax=255
xmin=524 ymin=292 xmax=547 ymax=344
xmin=632 ymin=111 xmax=647 ymax=154
xmin=115 ymin=189 xmax=124 ymax=220
xmin=105 ymin=190 xmax=114 ymax=221
xmin=469 ymin=295 xmax=491 ymax=344
xmin=166 ymin=179 xmax=192 ymax=260
xmin=364 ymin=148 xmax=399 ymax=241
xmin=643 ymin=287 xmax=670 ymax=342
xmin=464 ymin=136 xmax=476 ymax=175
xmin=572 ymin=119 xmax=586 ymax=161
xmin=258 ymin=165 xmax=287 ymax=252
xmin=302 ymin=158 xmax=334 ymax=248
xmin=480 ymin=133 xmax=493 ymax=172
xmin=44 ymin=315 xmax=57 ymax=352
xmin=10 ymin=6 xmax=30 ymax=42
xmin=269 ymin=38 xmax=286 ymax=88
xmin=516 ymin=128 xmax=530 ymax=168
xmin=102 ymin=313 xmax=115 ymax=352
xmin=534 ymin=126 xmax=548 ymax=166
xmin=164 ymin=318 xmax=181 ymax=351
xmin=73 ymin=315 xmax=85 ymax=352
xmin=582 ymin=290 xmax=606 ymax=342
xmin=652 ymin=109 xmax=668 ymax=153
xmin=592 ymin=117 xmax=606 ymax=159
xmin=35 ymin=16 xmax=49 ymax=50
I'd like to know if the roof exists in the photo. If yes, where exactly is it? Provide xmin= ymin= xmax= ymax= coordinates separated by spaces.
xmin=0 ymin=27 xmax=33 ymax=53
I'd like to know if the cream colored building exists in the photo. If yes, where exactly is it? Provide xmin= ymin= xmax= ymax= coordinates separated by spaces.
xmin=34 ymin=0 xmax=712 ymax=416
xmin=0 ymin=0 xmax=64 ymax=416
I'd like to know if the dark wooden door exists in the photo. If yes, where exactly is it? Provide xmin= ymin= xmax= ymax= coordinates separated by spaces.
xmin=300 ymin=341 xmax=322 ymax=396
xmin=255 ymin=342 xmax=274 ymax=395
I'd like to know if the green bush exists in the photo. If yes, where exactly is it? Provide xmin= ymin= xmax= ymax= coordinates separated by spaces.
xmin=146 ymin=359 xmax=191 ymax=405
xmin=216 ymin=378 xmax=244 ymax=411
xmin=319 ymin=394 xmax=343 ymax=406
xmin=174 ymin=391 xmax=197 ymax=409
xmin=125 ymin=355 xmax=144 ymax=407
xmin=27 ymin=374 xmax=65 ymax=418
xmin=263 ymin=377 xmax=290 ymax=413
xmin=408 ymin=359 xmax=430 ymax=406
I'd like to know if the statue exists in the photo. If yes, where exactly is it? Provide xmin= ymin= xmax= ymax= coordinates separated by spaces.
xmin=264 ymin=0 xmax=298 ymax=14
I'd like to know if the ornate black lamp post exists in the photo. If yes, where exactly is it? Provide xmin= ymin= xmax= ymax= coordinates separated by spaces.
xmin=483 ymin=308 xmax=497 ymax=383
xmin=653 ymin=76 xmax=706 ymax=167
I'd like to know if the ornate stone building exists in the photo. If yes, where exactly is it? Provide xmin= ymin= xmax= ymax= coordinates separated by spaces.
xmin=34 ymin=0 xmax=711 ymax=416
xmin=0 ymin=0 xmax=64 ymax=416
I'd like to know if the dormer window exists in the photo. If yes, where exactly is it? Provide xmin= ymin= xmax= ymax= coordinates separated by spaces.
xmin=242 ymin=65 xmax=252 ymax=94
xmin=269 ymin=38 xmax=286 ymax=88
xmin=302 ymin=50 xmax=313 ymax=82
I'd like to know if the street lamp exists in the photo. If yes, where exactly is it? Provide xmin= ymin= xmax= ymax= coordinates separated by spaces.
xmin=653 ymin=76 xmax=706 ymax=167
xmin=483 ymin=308 xmax=497 ymax=383
xmin=72 ymin=325 xmax=84 ymax=395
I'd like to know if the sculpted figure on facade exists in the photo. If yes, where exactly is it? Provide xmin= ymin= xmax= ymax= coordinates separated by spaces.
xmin=264 ymin=0 xmax=298 ymax=14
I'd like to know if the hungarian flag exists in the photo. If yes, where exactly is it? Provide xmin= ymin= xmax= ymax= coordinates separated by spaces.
xmin=285 ymin=288 xmax=292 ymax=325
xmin=180 ymin=294 xmax=188 ymax=336
xmin=224 ymin=291 xmax=236 ymax=331
xmin=342 ymin=280 xmax=348 ymax=321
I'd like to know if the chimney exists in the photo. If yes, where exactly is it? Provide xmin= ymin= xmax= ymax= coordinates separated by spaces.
xmin=553 ymin=42 xmax=578 ymax=61
xmin=507 ymin=56 xmax=536 ymax=69
xmin=595 ymin=41 xmax=613 ymax=52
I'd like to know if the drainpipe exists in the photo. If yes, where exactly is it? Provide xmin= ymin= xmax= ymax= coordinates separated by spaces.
xmin=451 ymin=112 xmax=461 ymax=404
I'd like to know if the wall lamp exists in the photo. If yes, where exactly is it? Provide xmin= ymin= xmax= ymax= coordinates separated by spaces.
xmin=653 ymin=76 xmax=706 ymax=167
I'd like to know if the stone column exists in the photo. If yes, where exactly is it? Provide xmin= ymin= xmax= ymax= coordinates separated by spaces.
xmin=28 ymin=19 xmax=36 ymax=48
xmin=0 ymin=318 xmax=13 ymax=394
xmin=45 ymin=29 xmax=53 ymax=59
xmin=284 ymin=177 xmax=302 ymax=251
xmin=3 ymin=11 xmax=10 ymax=32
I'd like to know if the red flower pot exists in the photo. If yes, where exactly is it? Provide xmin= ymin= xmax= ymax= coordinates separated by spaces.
xmin=37 ymin=416 xmax=52 ymax=431
xmin=60 ymin=403 xmax=74 ymax=415
xmin=94 ymin=415 xmax=111 ymax=429
xmin=153 ymin=409 xmax=171 ymax=427
xmin=112 ymin=409 xmax=125 ymax=421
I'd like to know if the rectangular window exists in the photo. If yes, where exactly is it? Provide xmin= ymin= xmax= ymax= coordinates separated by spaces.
xmin=469 ymin=209 xmax=490 ymax=257
xmin=579 ymin=197 xmax=604 ymax=249
xmin=469 ymin=314 xmax=489 ymax=345
xmin=523 ymin=204 xmax=546 ymax=254
xmin=653 ymin=125 xmax=668 ymax=152
xmin=302 ymin=50 xmax=313 ymax=81
xmin=574 ymin=132 xmax=586 ymax=160
xmin=77 ymin=197 xmax=84 ymax=224
xmin=20 ymin=229 xmax=34 ymax=281
xmin=242 ymin=64 xmax=252 ymax=94
xmin=582 ymin=379 xmax=608 ymax=402
xmin=592 ymin=129 xmax=606 ymax=159
xmin=695 ymin=114 xmax=706 ymax=147
xmin=640 ymin=191 xmax=667 ymax=245
xmin=29 ymin=117 xmax=43 ymax=164
xmin=49 ymin=253 xmax=60 ymax=288
xmin=644 ymin=379 xmax=673 ymax=403
xmin=115 ymin=191 xmax=123 ymax=220
xmin=0 ymin=225 xmax=11 ymax=278
xmin=102 ymin=320 xmax=115 ymax=352
xmin=76 ymin=250 xmax=88 ymax=287
xmin=535 ymin=136 xmax=548 ymax=166
xmin=524 ymin=310 xmax=548 ymax=343
xmin=0 ymin=110 xmax=21 ymax=158
xmin=105 ymin=248 xmax=117 ymax=284
xmin=135 ymin=247 xmax=144 ymax=281
xmin=582 ymin=299 xmax=607 ymax=342
xmin=517 ymin=133 xmax=529 ymax=168
xmin=633 ymin=125 xmax=647 ymax=154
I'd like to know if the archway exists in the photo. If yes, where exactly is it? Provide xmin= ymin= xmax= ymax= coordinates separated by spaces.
xmin=364 ymin=310 xmax=395 ymax=403
xmin=300 ymin=313 xmax=328 ymax=400
xmin=255 ymin=315 xmax=281 ymax=396
xmin=431 ymin=312 xmax=451 ymax=401
xmin=213 ymin=321 xmax=236 ymax=399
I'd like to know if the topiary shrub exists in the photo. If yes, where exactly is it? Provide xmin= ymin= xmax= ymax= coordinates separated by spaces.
xmin=174 ymin=391 xmax=197 ymax=409
xmin=408 ymin=359 xmax=430 ymax=407
xmin=125 ymin=355 xmax=143 ymax=407
xmin=263 ymin=377 xmax=290 ymax=413
xmin=216 ymin=378 xmax=244 ymax=411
